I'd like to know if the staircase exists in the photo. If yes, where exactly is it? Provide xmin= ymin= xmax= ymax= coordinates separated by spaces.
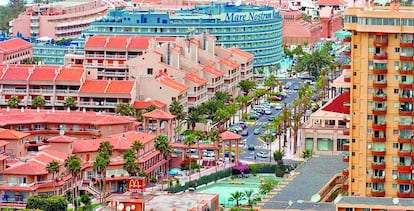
xmin=79 ymin=185 xmax=101 ymax=197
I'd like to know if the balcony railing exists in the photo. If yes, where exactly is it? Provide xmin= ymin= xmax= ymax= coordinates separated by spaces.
xmin=55 ymin=89 xmax=78 ymax=94
xmin=373 ymin=106 xmax=387 ymax=115
xmin=373 ymin=53 xmax=388 ymax=60
xmin=372 ymin=136 xmax=386 ymax=142
xmin=97 ymin=71 xmax=128 ymax=76
xmin=398 ymin=136 xmax=411 ymax=143
xmin=399 ymin=95 xmax=413 ymax=102
xmin=371 ymin=189 xmax=385 ymax=197
xmin=398 ymin=150 xmax=412 ymax=157
xmin=400 ymin=81 xmax=413 ymax=89
xmin=400 ymin=39 xmax=413 ymax=47
xmin=371 ymin=176 xmax=385 ymax=183
xmin=372 ymin=122 xmax=386 ymax=130
xmin=371 ymin=148 xmax=386 ymax=156
xmin=29 ymin=89 xmax=54 ymax=94
xmin=373 ymin=94 xmax=387 ymax=101
xmin=371 ymin=162 xmax=386 ymax=169
xmin=373 ymin=80 xmax=387 ymax=88
xmin=78 ymin=101 xmax=118 ymax=107
xmin=374 ymin=36 xmax=388 ymax=46
xmin=373 ymin=68 xmax=388 ymax=74
xmin=399 ymin=122 xmax=412 ymax=130
xmin=2 ymin=88 xmax=27 ymax=93
xmin=400 ymin=53 xmax=413 ymax=61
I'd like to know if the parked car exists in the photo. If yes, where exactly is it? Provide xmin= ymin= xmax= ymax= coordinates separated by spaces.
xmin=274 ymin=103 xmax=283 ymax=110
xmin=270 ymin=96 xmax=283 ymax=101
xmin=256 ymin=151 xmax=270 ymax=158
xmin=248 ymin=113 xmax=259 ymax=120
xmin=247 ymin=145 xmax=256 ymax=151
xmin=224 ymin=151 xmax=235 ymax=157
xmin=239 ymin=122 xmax=248 ymax=129
xmin=264 ymin=109 xmax=272 ymax=115
xmin=253 ymin=128 xmax=261 ymax=135
xmin=241 ymin=130 xmax=249 ymax=136
xmin=203 ymin=150 xmax=215 ymax=157
xmin=268 ymin=115 xmax=276 ymax=121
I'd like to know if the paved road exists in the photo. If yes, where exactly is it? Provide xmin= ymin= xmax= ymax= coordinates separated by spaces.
xmin=238 ymin=78 xmax=302 ymax=163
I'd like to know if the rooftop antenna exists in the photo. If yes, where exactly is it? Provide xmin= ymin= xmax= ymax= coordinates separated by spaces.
xmin=310 ymin=194 xmax=321 ymax=203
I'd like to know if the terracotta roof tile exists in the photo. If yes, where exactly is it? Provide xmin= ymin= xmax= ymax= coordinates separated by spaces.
xmin=185 ymin=73 xmax=207 ymax=86
xmin=316 ymin=0 xmax=347 ymax=5
xmin=128 ymin=37 xmax=150 ymax=49
xmin=79 ymin=80 xmax=108 ymax=94
xmin=55 ymin=67 xmax=84 ymax=82
xmin=72 ymin=139 xmax=104 ymax=153
xmin=133 ymin=100 xmax=166 ymax=109
xmin=0 ymin=140 xmax=9 ymax=147
xmin=142 ymin=109 xmax=175 ymax=119
xmin=48 ymin=135 xmax=76 ymax=143
xmin=107 ymin=36 xmax=128 ymax=49
xmin=0 ymin=38 xmax=32 ymax=53
xmin=322 ymin=92 xmax=350 ymax=114
xmin=0 ymin=129 xmax=30 ymax=140
xmin=1 ymin=66 xmax=31 ymax=81
xmin=158 ymin=76 xmax=188 ymax=92
xmin=220 ymin=58 xmax=240 ymax=69
xmin=109 ymin=131 xmax=157 ymax=148
xmin=3 ymin=161 xmax=47 ymax=175
xmin=230 ymin=48 xmax=254 ymax=60
xmin=84 ymin=36 xmax=107 ymax=48
xmin=154 ymin=37 xmax=176 ymax=42
xmin=202 ymin=65 xmax=223 ymax=77
xmin=220 ymin=131 xmax=241 ymax=140
xmin=40 ymin=148 xmax=70 ymax=161
xmin=29 ymin=66 xmax=59 ymax=81
xmin=105 ymin=80 xmax=135 ymax=94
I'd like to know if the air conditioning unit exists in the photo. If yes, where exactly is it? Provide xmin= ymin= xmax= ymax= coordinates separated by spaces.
xmin=369 ymin=65 xmax=373 ymax=70
xmin=392 ymin=175 xmax=398 ymax=180
xmin=395 ymin=66 xmax=400 ymax=71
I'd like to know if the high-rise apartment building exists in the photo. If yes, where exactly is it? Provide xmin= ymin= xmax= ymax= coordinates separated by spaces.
xmin=344 ymin=2 xmax=414 ymax=198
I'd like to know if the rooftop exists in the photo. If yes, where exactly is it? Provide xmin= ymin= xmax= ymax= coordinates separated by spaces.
xmin=29 ymin=66 xmax=59 ymax=81
xmin=0 ymin=128 xmax=30 ymax=140
xmin=133 ymin=100 xmax=166 ymax=109
xmin=79 ymin=80 xmax=135 ymax=95
xmin=321 ymin=92 xmax=350 ymax=114
xmin=145 ymin=192 xmax=218 ymax=211
xmin=85 ymin=36 xmax=151 ymax=49
xmin=337 ymin=196 xmax=414 ymax=208
xmin=142 ymin=109 xmax=175 ymax=119
xmin=0 ymin=38 xmax=32 ymax=53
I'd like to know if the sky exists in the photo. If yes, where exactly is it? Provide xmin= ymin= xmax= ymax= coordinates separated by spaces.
xmin=0 ymin=0 xmax=8 ymax=6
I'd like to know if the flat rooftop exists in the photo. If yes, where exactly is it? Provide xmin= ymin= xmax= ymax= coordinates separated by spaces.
xmin=337 ymin=196 xmax=414 ymax=207
xmin=262 ymin=155 xmax=347 ymax=209
xmin=145 ymin=192 xmax=218 ymax=211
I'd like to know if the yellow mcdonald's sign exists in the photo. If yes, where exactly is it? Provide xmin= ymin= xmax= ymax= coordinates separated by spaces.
xmin=128 ymin=178 xmax=146 ymax=192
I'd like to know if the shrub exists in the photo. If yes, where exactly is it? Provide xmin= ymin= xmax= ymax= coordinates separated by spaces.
xmin=26 ymin=195 xmax=67 ymax=211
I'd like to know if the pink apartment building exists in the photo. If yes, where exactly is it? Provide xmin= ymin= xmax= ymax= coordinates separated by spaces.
xmin=10 ymin=0 xmax=108 ymax=39
xmin=281 ymin=10 xmax=322 ymax=46
xmin=319 ymin=6 xmax=344 ymax=39
xmin=0 ymin=38 xmax=33 ymax=64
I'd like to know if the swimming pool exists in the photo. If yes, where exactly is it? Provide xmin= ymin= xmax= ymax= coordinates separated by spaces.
xmin=195 ymin=174 xmax=283 ymax=207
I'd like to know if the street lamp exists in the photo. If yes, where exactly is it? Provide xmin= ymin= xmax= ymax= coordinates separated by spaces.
xmin=267 ymin=137 xmax=272 ymax=163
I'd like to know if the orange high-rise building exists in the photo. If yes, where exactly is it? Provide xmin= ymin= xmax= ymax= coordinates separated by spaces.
xmin=344 ymin=2 xmax=414 ymax=198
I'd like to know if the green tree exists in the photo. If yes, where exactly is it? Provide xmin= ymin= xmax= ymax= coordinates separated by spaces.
xmin=132 ymin=140 xmax=144 ymax=157
xmin=26 ymin=195 xmax=68 ymax=211
xmin=63 ymin=97 xmax=77 ymax=109
xmin=214 ymin=108 xmax=230 ymax=126
xmin=64 ymin=155 xmax=81 ymax=210
xmin=123 ymin=149 xmax=139 ymax=176
xmin=244 ymin=189 xmax=256 ymax=207
xmin=32 ymin=96 xmax=46 ymax=108
xmin=214 ymin=91 xmax=232 ymax=102
xmin=302 ymin=149 xmax=312 ymax=159
xmin=238 ymin=80 xmax=256 ymax=96
xmin=273 ymin=150 xmax=284 ymax=165
xmin=80 ymin=194 xmax=92 ymax=211
xmin=186 ymin=109 xmax=206 ymax=130
xmin=184 ymin=133 xmax=196 ymax=181
xmin=229 ymin=191 xmax=246 ymax=207
xmin=154 ymin=135 xmax=173 ymax=180
xmin=226 ymin=103 xmax=239 ymax=124
xmin=93 ymin=151 xmax=110 ymax=203
xmin=7 ymin=95 xmax=19 ymax=108
xmin=147 ymin=105 xmax=157 ymax=112
xmin=293 ymin=45 xmax=304 ymax=55
xmin=46 ymin=160 xmax=60 ymax=195
xmin=116 ymin=103 xmax=136 ymax=116
xmin=236 ymin=95 xmax=251 ymax=117
xmin=98 ymin=141 xmax=113 ymax=156
xmin=169 ymin=100 xmax=185 ymax=120
xmin=295 ymin=50 xmax=332 ymax=78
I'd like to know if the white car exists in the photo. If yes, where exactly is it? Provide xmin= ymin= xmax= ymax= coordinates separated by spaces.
xmin=274 ymin=103 xmax=283 ymax=110
xmin=256 ymin=151 xmax=270 ymax=158
xmin=264 ymin=109 xmax=272 ymax=115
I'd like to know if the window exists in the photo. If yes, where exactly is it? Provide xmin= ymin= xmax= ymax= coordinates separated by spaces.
xmin=395 ymin=47 xmax=400 ymax=53
xmin=392 ymin=184 xmax=397 ymax=188
xmin=393 ymin=143 xmax=399 ymax=148
xmin=366 ymin=183 xmax=372 ymax=187
xmin=394 ymin=75 xmax=399 ymax=80
xmin=147 ymin=68 xmax=153 ymax=75
xmin=354 ymin=44 xmax=358 ymax=49
xmin=353 ymin=85 xmax=357 ymax=89
xmin=353 ymin=72 xmax=357 ymax=76
xmin=367 ymin=115 xmax=372 ymax=120
xmin=394 ymin=89 xmax=399 ymax=94
xmin=352 ymin=139 xmax=356 ymax=143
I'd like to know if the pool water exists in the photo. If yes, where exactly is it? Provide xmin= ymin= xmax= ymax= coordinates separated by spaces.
xmin=195 ymin=174 xmax=282 ymax=207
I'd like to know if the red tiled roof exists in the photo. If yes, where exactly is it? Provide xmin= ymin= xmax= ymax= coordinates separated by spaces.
xmin=185 ymin=73 xmax=207 ymax=86
xmin=128 ymin=37 xmax=150 ymax=49
xmin=109 ymin=131 xmax=157 ymax=150
xmin=106 ymin=36 xmax=128 ymax=49
xmin=142 ymin=109 xmax=175 ymax=119
xmin=154 ymin=37 xmax=176 ymax=42
xmin=79 ymin=80 xmax=108 ymax=94
xmin=220 ymin=58 xmax=240 ymax=69
xmin=0 ymin=109 xmax=135 ymax=126
xmin=220 ymin=131 xmax=241 ymax=140
xmin=55 ymin=67 xmax=84 ymax=82
xmin=84 ymin=36 xmax=107 ymax=48
xmin=29 ymin=66 xmax=59 ymax=81
xmin=40 ymin=148 xmax=70 ymax=161
xmin=0 ymin=140 xmax=9 ymax=147
xmin=0 ymin=129 xmax=30 ymax=140
xmin=158 ymin=76 xmax=188 ymax=92
xmin=48 ymin=135 xmax=76 ymax=143
xmin=3 ymin=161 xmax=47 ymax=175
xmin=72 ymin=139 xmax=105 ymax=153
xmin=322 ymin=92 xmax=350 ymax=114
xmin=203 ymin=65 xmax=223 ymax=77
xmin=230 ymin=48 xmax=254 ymax=60
xmin=316 ymin=0 xmax=347 ymax=5
xmin=0 ymin=154 xmax=8 ymax=160
xmin=1 ymin=66 xmax=31 ymax=81
xmin=106 ymin=80 xmax=135 ymax=94
xmin=0 ymin=38 xmax=32 ymax=53
xmin=133 ymin=100 xmax=166 ymax=109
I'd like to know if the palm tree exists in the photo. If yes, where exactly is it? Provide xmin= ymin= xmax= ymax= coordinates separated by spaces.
xmin=214 ymin=108 xmax=230 ymax=127
xmin=243 ymin=189 xmax=256 ymax=207
xmin=7 ymin=96 xmax=19 ymax=108
xmin=225 ymin=103 xmax=238 ymax=124
xmin=184 ymin=134 xmax=196 ymax=181
xmin=116 ymin=103 xmax=136 ymax=116
xmin=295 ymin=50 xmax=332 ymax=78
xmin=132 ymin=140 xmax=144 ymax=158
xmin=98 ymin=141 xmax=113 ymax=156
xmin=264 ymin=75 xmax=277 ymax=93
xmin=273 ymin=150 xmax=284 ymax=165
xmin=46 ymin=160 xmax=60 ymax=195
xmin=154 ymin=135 xmax=173 ymax=180
xmin=123 ymin=149 xmax=139 ymax=177
xmin=229 ymin=191 xmax=246 ymax=207
xmin=64 ymin=155 xmax=81 ymax=210
xmin=214 ymin=91 xmax=232 ymax=103
xmin=93 ymin=152 xmax=110 ymax=203
xmin=32 ymin=96 xmax=46 ymax=108
xmin=235 ymin=95 xmax=251 ymax=117
xmin=238 ymin=80 xmax=256 ymax=96
xmin=186 ymin=109 xmax=206 ymax=131
xmin=169 ymin=100 xmax=185 ymax=120
xmin=64 ymin=97 xmax=77 ymax=109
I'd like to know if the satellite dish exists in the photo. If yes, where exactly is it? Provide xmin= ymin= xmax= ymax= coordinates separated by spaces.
xmin=126 ymin=206 xmax=131 ymax=211
xmin=118 ymin=203 xmax=124 ymax=211
xmin=333 ymin=194 xmax=343 ymax=204
xmin=310 ymin=194 xmax=321 ymax=203
xmin=131 ymin=205 xmax=136 ymax=210
xmin=59 ymin=130 xmax=65 ymax=136
xmin=393 ymin=198 xmax=399 ymax=205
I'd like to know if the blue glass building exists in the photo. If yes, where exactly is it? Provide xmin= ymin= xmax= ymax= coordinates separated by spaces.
xmin=84 ymin=3 xmax=283 ymax=68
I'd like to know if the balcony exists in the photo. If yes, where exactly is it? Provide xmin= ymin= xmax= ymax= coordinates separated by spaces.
xmin=373 ymin=68 xmax=388 ymax=74
xmin=97 ymin=71 xmax=128 ymax=77
xmin=400 ymin=54 xmax=413 ymax=61
xmin=344 ymin=49 xmax=351 ymax=56
xmin=397 ymin=165 xmax=411 ymax=172
xmin=55 ymin=89 xmax=78 ymax=94
xmin=343 ymin=143 xmax=350 ymax=150
xmin=372 ymin=107 xmax=386 ymax=115
xmin=397 ymin=177 xmax=411 ymax=184
xmin=373 ymin=53 xmax=388 ymax=60
xmin=372 ymin=123 xmax=386 ymax=131
xmin=373 ymin=95 xmax=387 ymax=101
xmin=343 ymin=64 xmax=351 ymax=69
xmin=371 ymin=149 xmax=386 ymax=156
xmin=399 ymin=82 xmax=412 ymax=89
xmin=342 ymin=169 xmax=349 ymax=176
xmin=344 ymin=75 xmax=351 ymax=83
xmin=399 ymin=67 xmax=413 ymax=75
xmin=411 ymin=152 xmax=414 ymax=160
xmin=343 ymin=129 xmax=350 ymax=136
xmin=400 ymin=39 xmax=413 ymax=47
xmin=343 ymin=37 xmax=351 ymax=42
xmin=342 ymin=183 xmax=349 ymax=189
xmin=397 ymin=191 xmax=411 ymax=198
xmin=78 ymin=101 xmax=118 ymax=107
xmin=398 ymin=137 xmax=411 ymax=143
xmin=371 ymin=176 xmax=385 ymax=183
xmin=343 ymin=115 xmax=350 ymax=122
xmin=371 ymin=162 xmax=386 ymax=169
xmin=374 ymin=36 xmax=388 ymax=46
xmin=342 ymin=155 xmax=349 ymax=162
xmin=399 ymin=109 xmax=413 ymax=116
xmin=398 ymin=123 xmax=412 ymax=130
xmin=399 ymin=95 xmax=413 ymax=102
xmin=398 ymin=150 xmax=412 ymax=157
xmin=372 ymin=137 xmax=386 ymax=142
xmin=371 ymin=190 xmax=385 ymax=197
xmin=373 ymin=80 xmax=387 ymax=88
